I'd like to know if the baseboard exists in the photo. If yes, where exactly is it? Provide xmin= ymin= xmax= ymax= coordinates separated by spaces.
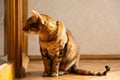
xmin=80 ymin=54 xmax=120 ymax=60
xmin=29 ymin=55 xmax=42 ymax=61
xmin=29 ymin=54 xmax=120 ymax=60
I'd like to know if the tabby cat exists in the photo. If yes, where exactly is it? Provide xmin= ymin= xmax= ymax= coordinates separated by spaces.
xmin=23 ymin=10 xmax=110 ymax=77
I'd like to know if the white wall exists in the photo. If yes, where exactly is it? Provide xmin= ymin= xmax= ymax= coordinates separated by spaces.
xmin=0 ymin=0 xmax=4 ymax=55
xmin=28 ymin=0 xmax=120 ymax=55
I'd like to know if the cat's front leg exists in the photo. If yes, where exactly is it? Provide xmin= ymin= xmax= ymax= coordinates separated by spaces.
xmin=42 ymin=57 xmax=51 ymax=77
xmin=51 ymin=57 xmax=62 ymax=77
xmin=41 ymin=48 xmax=51 ymax=77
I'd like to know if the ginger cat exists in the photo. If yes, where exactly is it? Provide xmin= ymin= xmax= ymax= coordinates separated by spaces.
xmin=23 ymin=10 xmax=110 ymax=77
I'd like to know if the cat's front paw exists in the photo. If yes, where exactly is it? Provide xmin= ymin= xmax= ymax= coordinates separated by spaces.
xmin=51 ymin=72 xmax=59 ymax=77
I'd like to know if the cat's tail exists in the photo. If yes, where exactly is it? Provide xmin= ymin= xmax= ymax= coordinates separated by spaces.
xmin=73 ymin=65 xmax=110 ymax=76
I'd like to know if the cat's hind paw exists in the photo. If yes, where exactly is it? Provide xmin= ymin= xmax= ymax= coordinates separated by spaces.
xmin=42 ymin=72 xmax=51 ymax=77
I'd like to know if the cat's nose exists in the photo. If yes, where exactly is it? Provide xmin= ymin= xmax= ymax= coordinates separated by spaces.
xmin=23 ymin=27 xmax=28 ymax=31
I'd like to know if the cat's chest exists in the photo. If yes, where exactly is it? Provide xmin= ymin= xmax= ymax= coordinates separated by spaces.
xmin=40 ymin=38 xmax=67 ymax=56
xmin=40 ymin=40 xmax=59 ymax=49
xmin=40 ymin=42 xmax=60 ymax=57
xmin=40 ymin=35 xmax=67 ymax=49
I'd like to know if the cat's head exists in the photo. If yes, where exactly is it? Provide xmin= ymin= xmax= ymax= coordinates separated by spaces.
xmin=23 ymin=10 xmax=57 ymax=35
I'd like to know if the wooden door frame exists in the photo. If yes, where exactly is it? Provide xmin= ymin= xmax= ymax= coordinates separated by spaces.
xmin=4 ymin=0 xmax=28 ymax=78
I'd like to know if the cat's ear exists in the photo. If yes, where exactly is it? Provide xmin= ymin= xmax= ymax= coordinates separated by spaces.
xmin=31 ymin=10 xmax=44 ymax=24
xmin=31 ymin=10 xmax=40 ymax=18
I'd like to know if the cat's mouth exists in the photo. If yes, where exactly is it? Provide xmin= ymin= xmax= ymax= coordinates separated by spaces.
xmin=23 ymin=27 xmax=36 ymax=35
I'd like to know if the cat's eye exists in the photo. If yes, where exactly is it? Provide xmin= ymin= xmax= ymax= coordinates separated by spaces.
xmin=30 ymin=23 xmax=38 ymax=28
